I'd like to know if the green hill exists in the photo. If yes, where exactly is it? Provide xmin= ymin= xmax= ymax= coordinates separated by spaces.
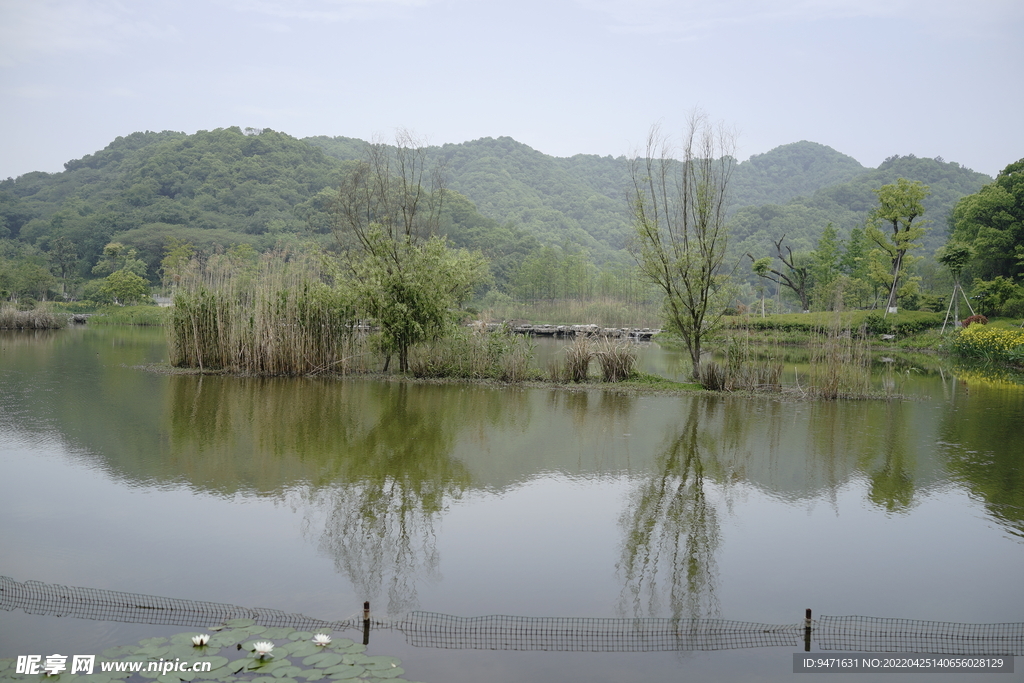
xmin=731 ymin=155 xmax=993 ymax=262
xmin=0 ymin=128 xmax=997 ymax=305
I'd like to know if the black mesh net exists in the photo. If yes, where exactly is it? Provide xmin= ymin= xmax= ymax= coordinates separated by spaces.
xmin=3 ymin=576 xmax=1021 ymax=654
xmin=399 ymin=612 xmax=803 ymax=651
xmin=817 ymin=615 xmax=1024 ymax=656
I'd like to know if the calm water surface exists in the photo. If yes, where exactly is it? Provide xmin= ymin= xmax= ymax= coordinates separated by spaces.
xmin=1 ymin=327 xmax=1022 ymax=682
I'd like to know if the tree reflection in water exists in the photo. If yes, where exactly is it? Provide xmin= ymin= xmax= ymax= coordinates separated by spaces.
xmin=617 ymin=397 xmax=723 ymax=621
xmin=310 ymin=382 xmax=472 ymax=616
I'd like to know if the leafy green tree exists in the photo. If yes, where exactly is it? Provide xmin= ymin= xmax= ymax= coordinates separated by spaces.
xmin=865 ymin=179 xmax=930 ymax=313
xmin=810 ymin=223 xmax=842 ymax=309
xmin=629 ymin=113 xmax=735 ymax=378
xmin=100 ymin=269 xmax=152 ymax=305
xmin=352 ymin=228 xmax=487 ymax=371
xmin=970 ymin=276 xmax=1023 ymax=317
xmin=12 ymin=262 xmax=55 ymax=301
xmin=92 ymin=242 xmax=148 ymax=278
xmin=159 ymin=238 xmax=195 ymax=293
xmin=950 ymin=159 xmax=1024 ymax=282
xmin=332 ymin=132 xmax=488 ymax=372
xmin=47 ymin=236 xmax=79 ymax=299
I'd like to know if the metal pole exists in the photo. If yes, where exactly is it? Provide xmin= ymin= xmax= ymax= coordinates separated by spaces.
xmin=363 ymin=601 xmax=370 ymax=646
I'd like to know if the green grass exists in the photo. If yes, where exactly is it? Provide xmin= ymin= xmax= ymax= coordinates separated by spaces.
xmin=89 ymin=305 xmax=169 ymax=326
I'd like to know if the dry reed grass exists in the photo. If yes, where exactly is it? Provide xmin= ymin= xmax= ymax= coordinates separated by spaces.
xmin=594 ymin=338 xmax=638 ymax=382
xmin=168 ymin=251 xmax=366 ymax=375
xmin=563 ymin=336 xmax=595 ymax=382
xmin=0 ymin=305 xmax=67 ymax=330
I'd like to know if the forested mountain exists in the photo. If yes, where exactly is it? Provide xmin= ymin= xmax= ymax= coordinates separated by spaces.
xmin=730 ymin=155 xmax=992 ymax=262
xmin=0 ymin=126 xmax=997 ymax=307
xmin=305 ymin=136 xmax=873 ymax=261
xmin=0 ymin=127 xmax=343 ymax=276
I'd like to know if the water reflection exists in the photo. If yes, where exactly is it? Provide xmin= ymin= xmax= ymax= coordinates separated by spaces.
xmin=939 ymin=370 xmax=1024 ymax=540
xmin=866 ymin=403 xmax=917 ymax=513
xmin=618 ymin=398 xmax=723 ymax=621
xmin=309 ymin=384 xmax=474 ymax=615
xmin=4 ymin=325 xmax=1023 ymax=638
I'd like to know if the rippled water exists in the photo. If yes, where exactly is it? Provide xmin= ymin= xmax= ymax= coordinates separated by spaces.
xmin=1 ymin=327 xmax=1022 ymax=682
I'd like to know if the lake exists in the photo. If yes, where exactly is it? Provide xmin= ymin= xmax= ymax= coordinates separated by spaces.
xmin=1 ymin=326 xmax=1022 ymax=682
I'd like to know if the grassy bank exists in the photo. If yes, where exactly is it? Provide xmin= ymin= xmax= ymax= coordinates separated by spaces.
xmin=87 ymin=305 xmax=169 ymax=326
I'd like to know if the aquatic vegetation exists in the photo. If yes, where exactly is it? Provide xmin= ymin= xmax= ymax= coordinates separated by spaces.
xmin=408 ymin=325 xmax=535 ymax=382
xmin=0 ymin=305 xmax=67 ymax=330
xmin=594 ymin=338 xmax=638 ymax=382
xmin=0 ymin=623 xmax=416 ymax=682
xmin=168 ymin=251 xmax=364 ymax=375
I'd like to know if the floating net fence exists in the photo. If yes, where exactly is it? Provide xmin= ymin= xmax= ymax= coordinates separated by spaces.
xmin=399 ymin=612 xmax=803 ymax=651
xmin=3 ymin=576 xmax=1021 ymax=654
xmin=0 ymin=575 xmax=356 ymax=633
xmin=817 ymin=615 xmax=1024 ymax=656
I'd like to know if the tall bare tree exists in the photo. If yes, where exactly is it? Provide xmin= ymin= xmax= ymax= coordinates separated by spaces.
xmin=629 ymin=112 xmax=735 ymax=378
xmin=332 ymin=130 xmax=446 ymax=254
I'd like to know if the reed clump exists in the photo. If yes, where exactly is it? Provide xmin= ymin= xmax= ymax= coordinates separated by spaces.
xmin=697 ymin=338 xmax=782 ymax=392
xmin=408 ymin=326 xmax=535 ymax=382
xmin=168 ymin=251 xmax=365 ymax=375
xmin=594 ymin=338 xmax=638 ymax=382
xmin=562 ymin=335 xmax=595 ymax=382
xmin=803 ymin=312 xmax=872 ymax=400
xmin=0 ymin=305 xmax=67 ymax=330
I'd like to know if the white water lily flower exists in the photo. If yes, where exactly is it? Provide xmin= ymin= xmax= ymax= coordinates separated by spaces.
xmin=191 ymin=634 xmax=210 ymax=646
xmin=312 ymin=633 xmax=332 ymax=646
xmin=253 ymin=641 xmax=274 ymax=658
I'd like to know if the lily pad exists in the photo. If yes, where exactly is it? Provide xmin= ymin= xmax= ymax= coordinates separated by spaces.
xmin=322 ymin=664 xmax=365 ymax=679
xmin=271 ymin=665 xmax=304 ymax=678
xmin=324 ymin=637 xmax=352 ymax=650
xmin=287 ymin=631 xmax=314 ymax=641
xmin=224 ymin=618 xmax=256 ymax=628
xmin=361 ymin=656 xmax=401 ymax=671
xmin=102 ymin=645 xmax=141 ymax=659
xmin=281 ymin=642 xmax=321 ymax=659
xmin=302 ymin=652 xmax=343 ymax=668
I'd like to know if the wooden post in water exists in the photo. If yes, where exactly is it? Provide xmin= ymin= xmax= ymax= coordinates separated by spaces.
xmin=804 ymin=608 xmax=812 ymax=651
xmin=363 ymin=601 xmax=371 ymax=646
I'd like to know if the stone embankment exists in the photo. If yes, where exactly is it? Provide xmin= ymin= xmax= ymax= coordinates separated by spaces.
xmin=477 ymin=322 xmax=660 ymax=340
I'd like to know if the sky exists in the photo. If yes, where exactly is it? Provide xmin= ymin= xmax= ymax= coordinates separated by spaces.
xmin=1 ymin=0 xmax=1021 ymax=180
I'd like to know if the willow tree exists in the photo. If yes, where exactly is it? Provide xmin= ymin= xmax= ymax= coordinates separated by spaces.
xmin=629 ymin=113 xmax=735 ymax=378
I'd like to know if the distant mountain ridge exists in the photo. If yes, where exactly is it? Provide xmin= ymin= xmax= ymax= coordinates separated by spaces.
xmin=1 ymin=128 xmax=994 ymax=284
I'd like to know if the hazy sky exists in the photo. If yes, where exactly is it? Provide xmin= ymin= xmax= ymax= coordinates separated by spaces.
xmin=1 ymin=0 xmax=1021 ymax=180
